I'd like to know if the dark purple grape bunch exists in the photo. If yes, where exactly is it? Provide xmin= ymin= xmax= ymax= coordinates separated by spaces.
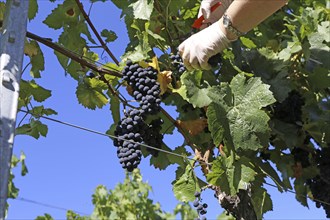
xmin=122 ymin=60 xmax=162 ymax=116
xmin=143 ymin=118 xmax=164 ymax=157
xmin=113 ymin=109 xmax=146 ymax=172
xmin=170 ymin=51 xmax=186 ymax=76
xmin=193 ymin=191 xmax=208 ymax=220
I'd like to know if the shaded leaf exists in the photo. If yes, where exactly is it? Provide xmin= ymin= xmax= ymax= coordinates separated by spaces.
xmin=20 ymin=80 xmax=51 ymax=102
xmin=76 ymin=78 xmax=108 ymax=110
xmin=28 ymin=0 xmax=38 ymax=20
xmin=173 ymin=164 xmax=200 ymax=202
xmin=251 ymin=186 xmax=273 ymax=219
xmin=16 ymin=119 xmax=48 ymax=139
xmin=101 ymin=29 xmax=118 ymax=43
xmin=294 ymin=179 xmax=308 ymax=207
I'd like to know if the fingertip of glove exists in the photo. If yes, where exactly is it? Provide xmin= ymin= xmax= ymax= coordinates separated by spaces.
xmin=201 ymin=63 xmax=212 ymax=70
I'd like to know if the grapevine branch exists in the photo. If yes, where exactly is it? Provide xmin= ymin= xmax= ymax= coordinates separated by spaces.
xmin=74 ymin=0 xmax=119 ymax=66
xmin=26 ymin=30 xmax=197 ymax=152
xmin=26 ymin=32 xmax=136 ymax=109
xmin=26 ymin=31 xmax=122 ymax=78
xmin=160 ymin=107 xmax=196 ymax=148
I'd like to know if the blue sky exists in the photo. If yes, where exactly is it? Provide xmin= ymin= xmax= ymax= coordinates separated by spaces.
xmin=6 ymin=1 xmax=327 ymax=219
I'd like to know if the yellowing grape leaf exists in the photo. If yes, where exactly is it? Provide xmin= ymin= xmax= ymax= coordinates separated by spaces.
xmin=177 ymin=118 xmax=208 ymax=136
xmin=24 ymin=40 xmax=38 ymax=57
xmin=157 ymin=70 xmax=172 ymax=95
xmin=148 ymin=56 xmax=160 ymax=72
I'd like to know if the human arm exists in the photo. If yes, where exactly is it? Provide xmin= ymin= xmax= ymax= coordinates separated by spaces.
xmin=220 ymin=0 xmax=289 ymax=41
xmin=179 ymin=0 xmax=288 ymax=70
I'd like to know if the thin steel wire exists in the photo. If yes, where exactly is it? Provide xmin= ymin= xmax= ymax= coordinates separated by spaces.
xmin=16 ymin=110 xmax=330 ymax=207
xmin=18 ymin=109 xmax=210 ymax=166
xmin=14 ymin=197 xmax=88 ymax=215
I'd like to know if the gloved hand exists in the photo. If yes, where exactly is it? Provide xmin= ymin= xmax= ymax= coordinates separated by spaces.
xmin=178 ymin=21 xmax=230 ymax=70
xmin=199 ymin=0 xmax=234 ymax=29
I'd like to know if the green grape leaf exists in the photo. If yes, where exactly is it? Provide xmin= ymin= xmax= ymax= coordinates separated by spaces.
xmin=167 ymin=145 xmax=191 ymax=167
xmin=217 ymin=211 xmax=235 ymax=220
xmin=207 ymin=74 xmax=276 ymax=151
xmin=66 ymin=210 xmax=87 ymax=220
xmin=29 ymin=41 xmax=45 ymax=78
xmin=304 ymin=99 xmax=330 ymax=144
xmin=251 ymin=186 xmax=273 ymax=219
xmin=229 ymin=157 xmax=256 ymax=194
xmin=80 ymin=21 xmax=96 ymax=44
xmin=16 ymin=119 xmax=48 ymax=139
xmin=149 ymin=145 xmax=172 ymax=170
xmin=206 ymin=156 xmax=231 ymax=194
xmin=36 ymin=214 xmax=54 ymax=220
xmin=43 ymin=0 xmax=79 ymax=30
xmin=28 ymin=0 xmax=38 ymax=20
xmin=54 ymin=50 xmax=69 ymax=72
xmin=31 ymin=106 xmax=58 ymax=117
xmin=76 ymin=78 xmax=108 ymax=109
xmin=172 ymin=164 xmax=200 ymax=202
xmin=8 ymin=172 xmax=19 ymax=199
xmin=270 ymin=150 xmax=294 ymax=190
xmin=20 ymin=151 xmax=28 ymax=176
xmin=11 ymin=155 xmax=20 ymax=167
xmin=19 ymin=80 xmax=51 ymax=103
xmin=240 ymin=37 xmax=256 ymax=49
xmin=173 ymin=71 xmax=212 ymax=108
xmin=255 ymin=159 xmax=285 ymax=192
xmin=109 ymin=95 xmax=120 ymax=125
xmin=56 ymin=24 xmax=89 ymax=78
xmin=206 ymin=102 xmax=229 ymax=147
xmin=207 ymin=155 xmax=256 ymax=195
xmin=130 ymin=0 xmax=154 ymax=20
xmin=121 ymin=44 xmax=150 ymax=63
xmin=101 ymin=29 xmax=118 ymax=43
xmin=294 ymin=179 xmax=308 ymax=207
xmin=307 ymin=66 xmax=330 ymax=92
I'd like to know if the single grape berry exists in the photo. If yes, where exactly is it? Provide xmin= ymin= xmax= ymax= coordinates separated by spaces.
xmin=193 ymin=199 xmax=200 ymax=207
xmin=197 ymin=204 xmax=204 ymax=211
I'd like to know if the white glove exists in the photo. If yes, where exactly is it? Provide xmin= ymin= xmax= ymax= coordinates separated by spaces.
xmin=178 ymin=21 xmax=230 ymax=70
xmin=198 ymin=0 xmax=234 ymax=29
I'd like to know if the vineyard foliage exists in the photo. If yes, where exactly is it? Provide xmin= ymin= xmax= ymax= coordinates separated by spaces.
xmin=36 ymin=170 xmax=199 ymax=220
xmin=1 ymin=0 xmax=329 ymax=218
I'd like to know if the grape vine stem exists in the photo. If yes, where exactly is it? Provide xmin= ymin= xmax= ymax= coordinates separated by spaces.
xmin=26 ymin=31 xmax=199 ymax=159
xmin=74 ymin=0 xmax=120 ymax=66
xmin=26 ymin=31 xmax=122 ymax=78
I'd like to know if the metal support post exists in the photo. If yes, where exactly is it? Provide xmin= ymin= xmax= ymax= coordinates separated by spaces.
xmin=0 ymin=0 xmax=29 ymax=219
